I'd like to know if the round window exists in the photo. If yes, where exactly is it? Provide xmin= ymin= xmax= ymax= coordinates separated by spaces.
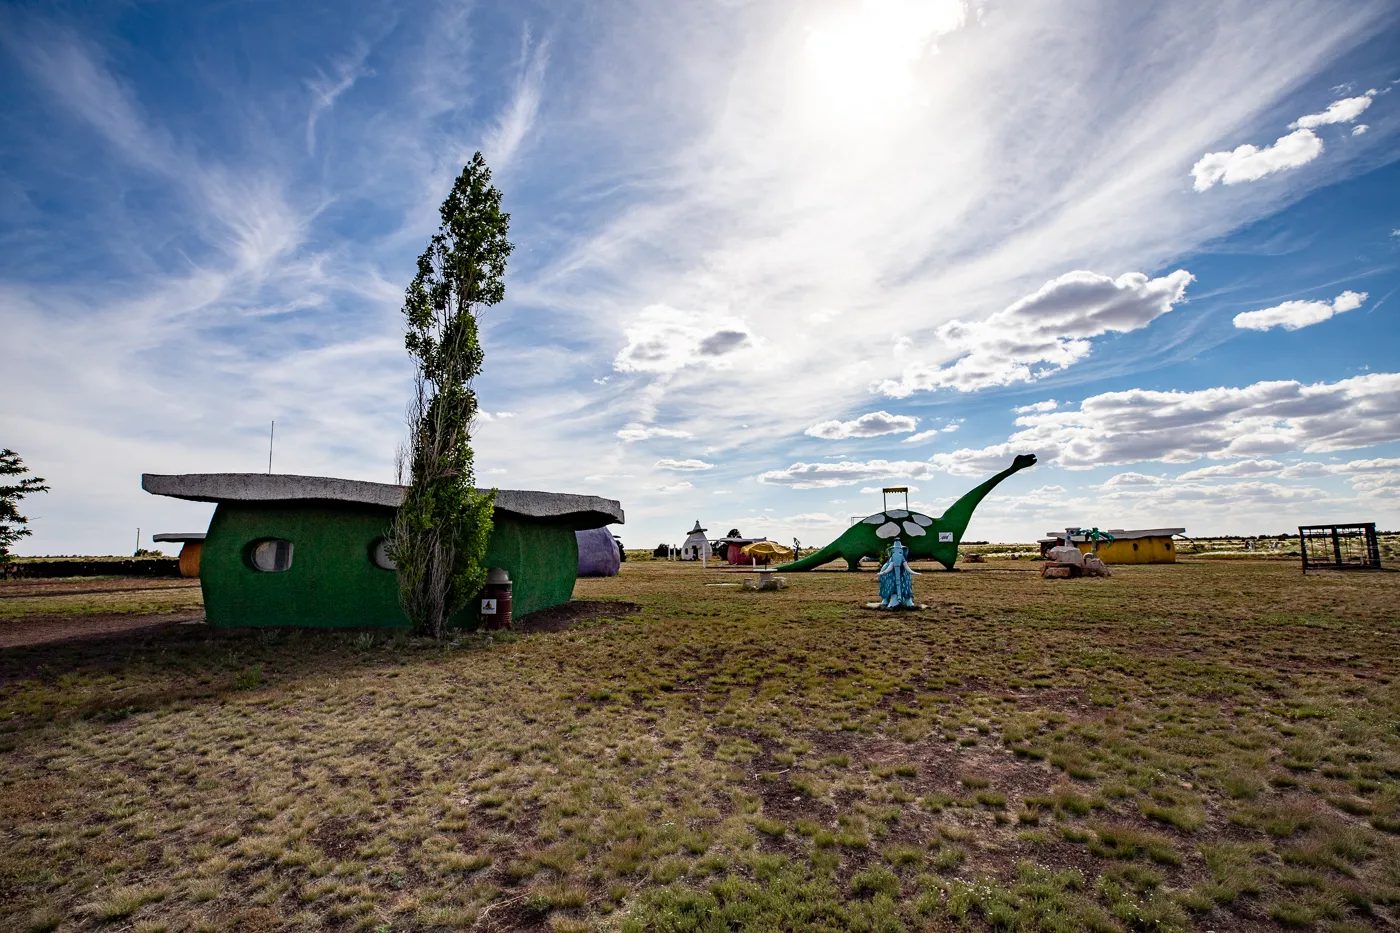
xmin=370 ymin=537 xmax=396 ymax=571
xmin=249 ymin=539 xmax=293 ymax=572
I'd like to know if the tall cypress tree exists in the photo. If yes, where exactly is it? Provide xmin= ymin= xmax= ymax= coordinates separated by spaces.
xmin=392 ymin=154 xmax=513 ymax=638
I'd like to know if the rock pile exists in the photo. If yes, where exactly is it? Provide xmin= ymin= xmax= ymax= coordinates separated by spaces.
xmin=1041 ymin=545 xmax=1110 ymax=579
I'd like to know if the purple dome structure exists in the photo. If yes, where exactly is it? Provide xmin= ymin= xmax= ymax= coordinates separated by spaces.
xmin=576 ymin=526 xmax=621 ymax=577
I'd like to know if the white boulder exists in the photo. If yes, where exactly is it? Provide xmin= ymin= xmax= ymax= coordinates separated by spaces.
xmin=1082 ymin=555 xmax=1111 ymax=577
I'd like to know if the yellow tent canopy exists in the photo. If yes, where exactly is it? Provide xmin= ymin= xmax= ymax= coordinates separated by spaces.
xmin=741 ymin=540 xmax=794 ymax=562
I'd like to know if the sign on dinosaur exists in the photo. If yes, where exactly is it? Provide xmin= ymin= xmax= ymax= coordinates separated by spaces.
xmin=776 ymin=454 xmax=1037 ymax=572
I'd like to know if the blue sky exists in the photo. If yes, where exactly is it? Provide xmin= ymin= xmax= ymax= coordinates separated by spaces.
xmin=3 ymin=0 xmax=1399 ymax=555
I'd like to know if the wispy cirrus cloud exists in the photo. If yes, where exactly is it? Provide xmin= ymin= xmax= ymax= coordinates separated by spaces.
xmin=483 ymin=26 xmax=549 ymax=169
xmin=306 ymin=44 xmax=374 ymax=154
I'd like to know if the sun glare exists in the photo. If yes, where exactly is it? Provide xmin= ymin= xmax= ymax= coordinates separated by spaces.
xmin=801 ymin=0 xmax=965 ymax=120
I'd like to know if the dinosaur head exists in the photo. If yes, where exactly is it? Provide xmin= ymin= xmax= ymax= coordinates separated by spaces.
xmin=1011 ymin=453 xmax=1038 ymax=471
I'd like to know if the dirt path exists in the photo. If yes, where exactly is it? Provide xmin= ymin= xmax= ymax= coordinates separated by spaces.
xmin=0 ymin=577 xmax=200 ymax=599
xmin=0 ymin=612 xmax=205 ymax=649
xmin=0 ymin=576 xmax=205 ymax=648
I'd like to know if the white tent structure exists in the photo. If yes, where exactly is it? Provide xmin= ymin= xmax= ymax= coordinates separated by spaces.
xmin=681 ymin=520 xmax=711 ymax=561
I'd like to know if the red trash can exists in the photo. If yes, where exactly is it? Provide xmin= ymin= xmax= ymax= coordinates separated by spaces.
xmin=480 ymin=568 xmax=513 ymax=630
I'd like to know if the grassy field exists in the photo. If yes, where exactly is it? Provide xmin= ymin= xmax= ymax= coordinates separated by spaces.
xmin=0 ymin=578 xmax=203 ymax=622
xmin=2 ymin=560 xmax=1398 ymax=933
xmin=629 ymin=535 xmax=1400 ymax=565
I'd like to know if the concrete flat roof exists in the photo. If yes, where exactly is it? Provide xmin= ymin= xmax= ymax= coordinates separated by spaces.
xmin=142 ymin=473 xmax=623 ymax=530
xmin=152 ymin=532 xmax=207 ymax=543
xmin=1044 ymin=528 xmax=1185 ymax=541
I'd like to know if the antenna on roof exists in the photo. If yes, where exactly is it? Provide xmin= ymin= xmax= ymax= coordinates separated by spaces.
xmin=268 ymin=421 xmax=275 ymax=474
xmin=882 ymin=486 xmax=909 ymax=511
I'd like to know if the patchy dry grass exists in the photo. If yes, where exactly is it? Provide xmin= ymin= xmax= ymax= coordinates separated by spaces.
xmin=1 ymin=560 xmax=1398 ymax=932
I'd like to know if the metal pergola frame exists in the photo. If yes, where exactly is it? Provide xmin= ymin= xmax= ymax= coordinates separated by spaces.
xmin=1298 ymin=522 xmax=1381 ymax=573
xmin=882 ymin=486 xmax=910 ymax=512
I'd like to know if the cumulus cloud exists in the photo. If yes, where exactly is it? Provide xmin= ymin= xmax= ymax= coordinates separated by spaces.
xmin=805 ymin=410 xmax=918 ymax=439
xmin=1191 ymin=129 xmax=1323 ymax=191
xmin=1233 ymin=290 xmax=1367 ymax=331
xmin=1349 ymin=472 xmax=1400 ymax=493
xmin=757 ymin=459 xmax=937 ymax=489
xmin=1175 ymin=459 xmax=1285 ymax=480
xmin=1352 ymin=124 xmax=1369 ymax=136
xmin=1170 ymin=456 xmax=1400 ymax=483
xmin=786 ymin=512 xmax=841 ymax=526
xmin=1277 ymin=462 xmax=1333 ymax=479
xmin=1337 ymin=457 xmax=1400 ymax=474
xmin=477 ymin=411 xmax=518 ymax=422
xmin=1105 ymin=478 xmax=1328 ymax=507
xmin=613 ymin=305 xmax=751 ymax=373
xmin=656 ymin=458 xmax=713 ymax=471
xmin=656 ymin=481 xmax=694 ymax=493
xmin=927 ymin=372 xmax=1400 ymax=474
xmin=1192 ymin=91 xmax=1376 ymax=192
xmin=1088 ymin=472 xmax=1331 ymax=510
xmin=1291 ymin=93 xmax=1374 ymax=129
xmin=1014 ymin=399 xmax=1059 ymax=414
xmin=1098 ymin=471 xmax=1166 ymax=489
xmin=616 ymin=423 xmax=694 ymax=442
xmin=878 ymin=270 xmax=1193 ymax=395
xmin=697 ymin=330 xmax=750 ymax=356
xmin=903 ymin=429 xmax=940 ymax=444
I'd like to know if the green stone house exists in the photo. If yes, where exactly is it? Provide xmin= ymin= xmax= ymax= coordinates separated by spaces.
xmin=142 ymin=473 xmax=623 ymax=629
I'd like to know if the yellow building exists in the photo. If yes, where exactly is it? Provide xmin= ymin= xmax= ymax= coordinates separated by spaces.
xmin=153 ymin=532 xmax=205 ymax=577
xmin=1040 ymin=527 xmax=1185 ymax=564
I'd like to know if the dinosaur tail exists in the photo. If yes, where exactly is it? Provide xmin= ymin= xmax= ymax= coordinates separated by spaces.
xmin=776 ymin=541 xmax=845 ymax=572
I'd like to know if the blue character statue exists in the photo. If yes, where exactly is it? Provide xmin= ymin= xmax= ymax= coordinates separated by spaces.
xmin=878 ymin=540 xmax=919 ymax=609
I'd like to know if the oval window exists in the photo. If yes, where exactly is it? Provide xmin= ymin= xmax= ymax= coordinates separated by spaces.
xmin=249 ymin=538 xmax=293 ymax=573
xmin=370 ymin=537 xmax=396 ymax=571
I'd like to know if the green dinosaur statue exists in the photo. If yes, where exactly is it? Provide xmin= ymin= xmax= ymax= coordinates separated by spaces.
xmin=776 ymin=454 xmax=1037 ymax=572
